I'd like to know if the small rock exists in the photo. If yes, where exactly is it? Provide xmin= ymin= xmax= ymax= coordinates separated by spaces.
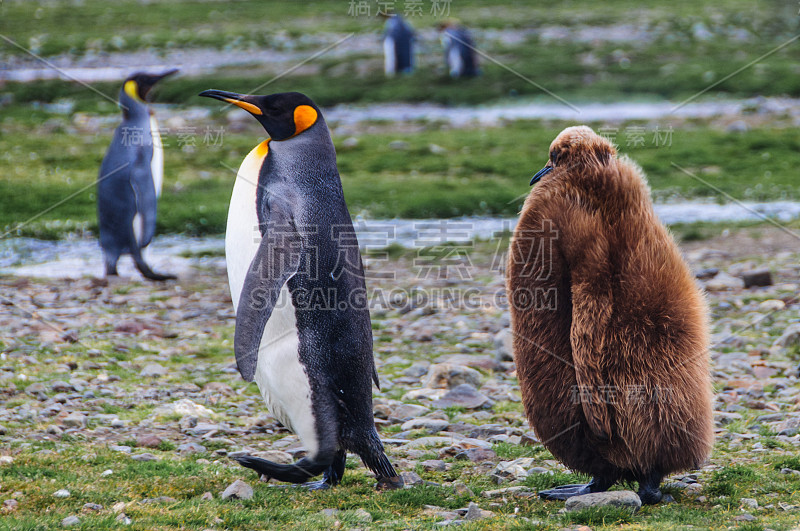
xmin=704 ymin=272 xmax=744 ymax=291
xmin=62 ymin=412 xmax=87 ymax=428
xmin=741 ymin=498 xmax=759 ymax=509
xmin=136 ymin=435 xmax=163 ymax=448
xmin=82 ymin=503 xmax=103 ymax=512
xmin=389 ymin=404 xmax=431 ymax=423
xmin=482 ymin=486 xmax=534 ymax=498
xmin=0 ymin=456 xmax=13 ymax=465
xmin=454 ymin=448 xmax=497 ymax=462
xmin=320 ymin=508 xmax=340 ymax=518
xmin=353 ymin=507 xmax=373 ymax=523
xmin=152 ymin=399 xmax=216 ymax=418
xmin=110 ymin=445 xmax=132 ymax=454
xmin=341 ymin=137 xmax=359 ymax=148
xmin=3 ymin=499 xmax=19 ymax=512
xmin=141 ymin=363 xmax=168 ymax=378
xmin=131 ymin=453 xmax=159 ymax=462
xmin=424 ymin=363 xmax=482 ymax=389
xmin=453 ymin=482 xmax=475 ymax=497
xmin=401 ymin=418 xmax=449 ymax=433
xmin=774 ymin=324 xmax=800 ymax=349
xmin=432 ymin=384 xmax=489 ymax=409
xmin=464 ymin=502 xmax=493 ymax=521
xmin=221 ymin=479 xmax=253 ymax=500
xmin=565 ymin=491 xmax=642 ymax=512
xmin=694 ymin=267 xmax=719 ymax=280
xmin=494 ymin=329 xmax=514 ymax=363
xmin=421 ymin=459 xmax=447 ymax=472
xmin=201 ymin=492 xmax=213 ymax=500
xmin=734 ymin=513 xmax=757 ymax=522
xmin=53 ymin=489 xmax=71 ymax=498
xmin=388 ymin=140 xmax=409 ymax=150
xmin=101 ymin=469 xmax=113 ymax=477
xmin=403 ymin=361 xmax=430 ymax=378
xmin=61 ymin=515 xmax=80 ymax=527
xmin=177 ymin=442 xmax=207 ymax=455
xmin=428 ymin=143 xmax=447 ymax=155
xmin=115 ymin=513 xmax=132 ymax=525
xmin=741 ymin=269 xmax=772 ymax=288
xmin=400 ymin=471 xmax=424 ymax=486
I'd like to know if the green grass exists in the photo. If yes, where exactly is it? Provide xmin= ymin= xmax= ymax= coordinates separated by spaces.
xmin=2 ymin=0 xmax=800 ymax=110
xmin=3 ymin=112 xmax=800 ymax=238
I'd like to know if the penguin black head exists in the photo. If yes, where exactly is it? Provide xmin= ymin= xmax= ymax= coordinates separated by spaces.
xmin=123 ymin=69 xmax=179 ymax=103
xmin=530 ymin=125 xmax=616 ymax=185
xmin=198 ymin=90 xmax=320 ymax=141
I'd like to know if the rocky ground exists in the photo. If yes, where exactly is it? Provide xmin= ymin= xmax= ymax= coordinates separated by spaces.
xmin=1 ymin=226 xmax=799 ymax=530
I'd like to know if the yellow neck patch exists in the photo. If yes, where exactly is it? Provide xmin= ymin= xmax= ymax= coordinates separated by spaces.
xmin=224 ymin=98 xmax=262 ymax=116
xmin=124 ymin=80 xmax=142 ymax=102
xmin=292 ymin=105 xmax=318 ymax=136
xmin=255 ymin=139 xmax=270 ymax=159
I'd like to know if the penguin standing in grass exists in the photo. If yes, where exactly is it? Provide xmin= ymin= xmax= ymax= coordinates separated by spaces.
xmin=438 ymin=20 xmax=479 ymax=78
xmin=97 ymin=69 xmax=178 ymax=281
xmin=382 ymin=14 xmax=414 ymax=76
xmin=507 ymin=126 xmax=713 ymax=504
xmin=198 ymin=89 xmax=402 ymax=490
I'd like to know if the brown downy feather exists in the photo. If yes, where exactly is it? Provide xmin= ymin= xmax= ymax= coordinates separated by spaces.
xmin=507 ymin=126 xmax=713 ymax=480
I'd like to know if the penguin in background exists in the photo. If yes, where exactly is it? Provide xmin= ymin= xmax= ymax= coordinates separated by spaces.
xmin=381 ymin=14 xmax=415 ymax=76
xmin=97 ymin=69 xmax=178 ymax=281
xmin=198 ymin=89 xmax=403 ymax=490
xmin=438 ymin=20 xmax=479 ymax=78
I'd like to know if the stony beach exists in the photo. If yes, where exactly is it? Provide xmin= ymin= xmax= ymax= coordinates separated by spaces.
xmin=1 ymin=225 xmax=799 ymax=529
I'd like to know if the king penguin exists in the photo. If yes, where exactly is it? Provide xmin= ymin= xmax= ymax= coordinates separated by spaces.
xmin=438 ymin=20 xmax=479 ymax=78
xmin=97 ymin=69 xmax=178 ymax=281
xmin=198 ymin=89 xmax=403 ymax=490
xmin=382 ymin=14 xmax=414 ymax=76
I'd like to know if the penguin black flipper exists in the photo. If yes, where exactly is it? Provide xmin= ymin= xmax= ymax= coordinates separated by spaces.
xmin=234 ymin=197 xmax=301 ymax=382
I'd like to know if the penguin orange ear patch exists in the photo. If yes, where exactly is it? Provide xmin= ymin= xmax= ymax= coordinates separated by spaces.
xmin=293 ymin=105 xmax=318 ymax=136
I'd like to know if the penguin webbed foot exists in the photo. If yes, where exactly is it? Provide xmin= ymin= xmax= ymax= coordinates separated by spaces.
xmin=538 ymin=476 xmax=614 ymax=501
xmin=636 ymin=470 xmax=664 ymax=505
xmin=234 ymin=450 xmax=346 ymax=489
xmin=538 ymin=483 xmax=593 ymax=501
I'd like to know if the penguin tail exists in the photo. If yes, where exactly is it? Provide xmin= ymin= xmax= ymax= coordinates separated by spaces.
xmin=234 ymin=454 xmax=332 ymax=484
xmin=357 ymin=432 xmax=403 ymax=489
xmin=130 ymin=244 xmax=176 ymax=282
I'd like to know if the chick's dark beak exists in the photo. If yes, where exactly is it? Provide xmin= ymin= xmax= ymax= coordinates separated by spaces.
xmin=198 ymin=89 xmax=263 ymax=116
xmin=530 ymin=164 xmax=553 ymax=186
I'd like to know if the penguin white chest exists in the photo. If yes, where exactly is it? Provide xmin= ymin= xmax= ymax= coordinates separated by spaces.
xmin=149 ymin=115 xmax=163 ymax=198
xmin=225 ymin=142 xmax=318 ymax=457
xmin=384 ymin=37 xmax=396 ymax=75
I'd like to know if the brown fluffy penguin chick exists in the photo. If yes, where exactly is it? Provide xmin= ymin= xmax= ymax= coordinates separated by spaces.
xmin=506 ymin=126 xmax=713 ymax=505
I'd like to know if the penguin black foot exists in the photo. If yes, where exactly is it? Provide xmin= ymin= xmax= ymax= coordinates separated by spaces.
xmin=234 ymin=451 xmax=340 ymax=486
xmin=636 ymin=470 xmax=664 ymax=505
xmin=132 ymin=252 xmax=176 ymax=282
xmin=538 ymin=483 xmax=592 ymax=501
xmin=538 ymin=476 xmax=615 ymax=501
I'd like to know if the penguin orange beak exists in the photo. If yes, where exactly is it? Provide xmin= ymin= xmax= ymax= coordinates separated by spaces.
xmin=199 ymin=89 xmax=263 ymax=116
xmin=530 ymin=164 xmax=553 ymax=186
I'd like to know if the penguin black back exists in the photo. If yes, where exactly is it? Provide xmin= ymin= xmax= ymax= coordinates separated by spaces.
xmin=199 ymin=89 xmax=402 ymax=490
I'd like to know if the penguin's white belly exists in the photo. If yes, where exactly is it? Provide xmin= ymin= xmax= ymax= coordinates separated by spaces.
xmin=448 ymin=47 xmax=463 ymax=77
xmin=149 ymin=116 xmax=163 ymax=198
xmin=384 ymin=37 xmax=396 ymax=75
xmin=226 ymin=140 xmax=318 ymax=457
xmin=252 ymin=285 xmax=318 ymax=457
